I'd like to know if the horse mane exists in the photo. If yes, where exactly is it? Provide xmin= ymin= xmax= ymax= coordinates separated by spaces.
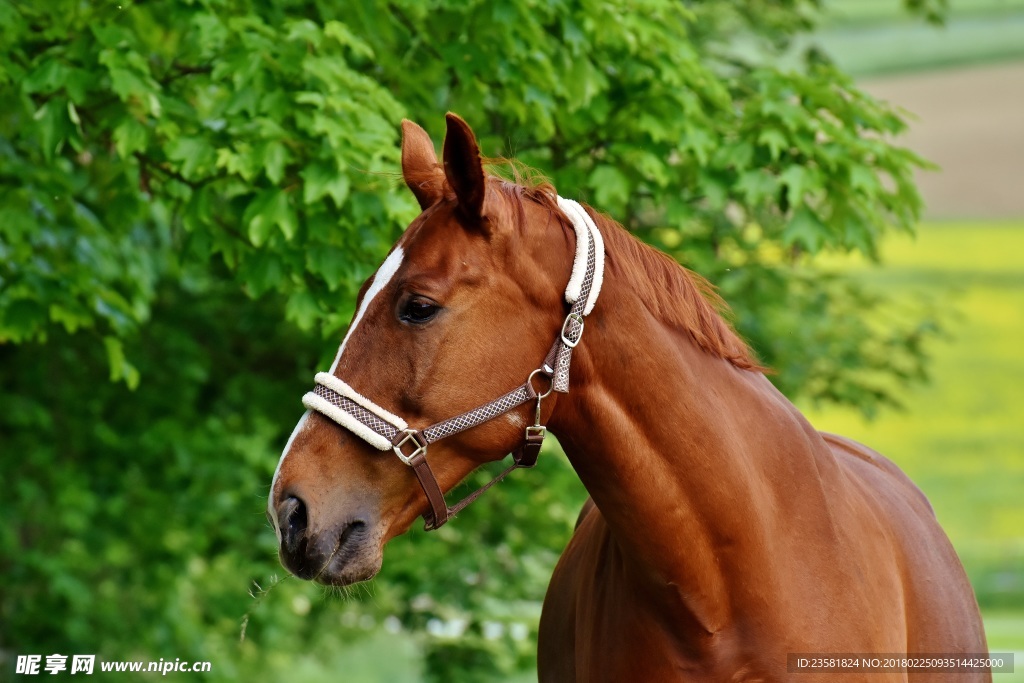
xmin=400 ymin=158 xmax=764 ymax=372
xmin=489 ymin=161 xmax=765 ymax=373
xmin=587 ymin=210 xmax=766 ymax=372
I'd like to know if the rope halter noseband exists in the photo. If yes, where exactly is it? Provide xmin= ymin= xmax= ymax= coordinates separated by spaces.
xmin=301 ymin=197 xmax=604 ymax=530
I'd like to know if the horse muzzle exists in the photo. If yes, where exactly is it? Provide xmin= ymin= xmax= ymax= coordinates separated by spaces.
xmin=274 ymin=494 xmax=382 ymax=586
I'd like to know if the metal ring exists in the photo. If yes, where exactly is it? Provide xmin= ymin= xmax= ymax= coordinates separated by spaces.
xmin=527 ymin=368 xmax=554 ymax=399
xmin=392 ymin=429 xmax=427 ymax=466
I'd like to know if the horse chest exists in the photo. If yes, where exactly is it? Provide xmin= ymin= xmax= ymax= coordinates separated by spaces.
xmin=538 ymin=504 xmax=743 ymax=682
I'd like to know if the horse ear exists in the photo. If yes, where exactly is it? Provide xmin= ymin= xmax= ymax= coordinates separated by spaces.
xmin=443 ymin=113 xmax=486 ymax=224
xmin=401 ymin=119 xmax=442 ymax=210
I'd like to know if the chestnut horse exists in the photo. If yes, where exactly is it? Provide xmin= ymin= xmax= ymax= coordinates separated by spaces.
xmin=268 ymin=114 xmax=989 ymax=681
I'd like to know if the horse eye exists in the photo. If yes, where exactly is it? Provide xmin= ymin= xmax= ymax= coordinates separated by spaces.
xmin=400 ymin=297 xmax=440 ymax=324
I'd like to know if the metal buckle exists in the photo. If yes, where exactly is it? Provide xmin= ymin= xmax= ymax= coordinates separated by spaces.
xmin=525 ymin=424 xmax=546 ymax=440
xmin=392 ymin=429 xmax=427 ymax=466
xmin=560 ymin=312 xmax=585 ymax=348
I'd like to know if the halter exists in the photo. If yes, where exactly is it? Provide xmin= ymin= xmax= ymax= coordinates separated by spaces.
xmin=301 ymin=197 xmax=605 ymax=530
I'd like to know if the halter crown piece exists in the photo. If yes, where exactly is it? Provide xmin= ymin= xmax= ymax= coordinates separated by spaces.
xmin=301 ymin=197 xmax=605 ymax=529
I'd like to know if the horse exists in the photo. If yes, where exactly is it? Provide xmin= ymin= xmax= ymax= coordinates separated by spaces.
xmin=268 ymin=114 xmax=990 ymax=681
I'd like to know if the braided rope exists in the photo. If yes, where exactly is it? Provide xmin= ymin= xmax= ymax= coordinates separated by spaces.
xmin=310 ymin=384 xmax=403 ymax=444
xmin=422 ymin=385 xmax=534 ymax=443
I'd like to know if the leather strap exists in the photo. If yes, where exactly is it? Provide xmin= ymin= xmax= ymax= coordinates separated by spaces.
xmin=409 ymin=453 xmax=449 ymax=530
xmin=417 ymin=428 xmax=546 ymax=530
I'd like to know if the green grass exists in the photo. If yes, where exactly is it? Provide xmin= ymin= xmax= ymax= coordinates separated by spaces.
xmin=755 ymin=0 xmax=1024 ymax=77
xmin=801 ymin=222 xmax=1024 ymax=668
xmin=811 ymin=15 xmax=1024 ymax=76
xmin=824 ymin=0 xmax=1024 ymax=26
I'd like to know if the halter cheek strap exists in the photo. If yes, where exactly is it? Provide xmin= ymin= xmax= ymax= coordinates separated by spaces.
xmin=301 ymin=196 xmax=604 ymax=530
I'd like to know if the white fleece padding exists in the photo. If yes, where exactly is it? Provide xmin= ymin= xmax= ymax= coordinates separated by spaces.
xmin=583 ymin=211 xmax=604 ymax=315
xmin=557 ymin=197 xmax=605 ymax=315
xmin=329 ymin=246 xmax=405 ymax=373
xmin=558 ymin=196 xmax=591 ymax=306
xmin=313 ymin=372 xmax=408 ymax=430
xmin=302 ymin=392 xmax=393 ymax=451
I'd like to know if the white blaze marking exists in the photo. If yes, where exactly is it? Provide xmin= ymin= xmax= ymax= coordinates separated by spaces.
xmin=268 ymin=409 xmax=311 ymax=539
xmin=328 ymin=246 xmax=405 ymax=373
xmin=269 ymin=248 xmax=405 ymax=539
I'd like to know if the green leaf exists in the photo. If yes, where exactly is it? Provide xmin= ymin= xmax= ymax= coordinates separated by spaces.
xmin=244 ymin=190 xmax=297 ymax=245
xmin=306 ymin=246 xmax=349 ymax=288
xmin=106 ymin=66 xmax=152 ymax=102
xmin=33 ymin=99 xmax=68 ymax=161
xmin=242 ymin=251 xmax=284 ymax=296
xmin=681 ymin=124 xmax=714 ymax=166
xmin=49 ymin=303 xmax=93 ymax=334
xmin=737 ymin=170 xmax=778 ymax=205
xmin=324 ymin=20 xmax=375 ymax=59
xmin=757 ymin=128 xmax=788 ymax=162
xmin=285 ymin=18 xmax=322 ymax=47
xmin=262 ymin=141 xmax=290 ymax=185
xmin=102 ymin=336 xmax=140 ymax=390
xmin=244 ymin=192 xmax=276 ymax=246
xmin=113 ymin=117 xmax=150 ymax=159
xmin=276 ymin=194 xmax=298 ymax=240
xmin=589 ymin=165 xmax=630 ymax=210
xmin=167 ymin=137 xmax=216 ymax=180
xmin=301 ymin=163 xmax=350 ymax=207
xmin=285 ymin=290 xmax=321 ymax=330
xmin=779 ymin=165 xmax=811 ymax=207
xmin=849 ymin=165 xmax=881 ymax=195
xmin=22 ymin=59 xmax=70 ymax=94
xmin=716 ymin=140 xmax=754 ymax=170
xmin=782 ymin=206 xmax=827 ymax=253
xmin=1 ymin=299 xmax=47 ymax=342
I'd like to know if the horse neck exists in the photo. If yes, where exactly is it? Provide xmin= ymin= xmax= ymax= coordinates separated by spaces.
xmin=547 ymin=233 xmax=843 ymax=631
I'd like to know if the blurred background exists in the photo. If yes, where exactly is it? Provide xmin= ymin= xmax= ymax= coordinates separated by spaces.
xmin=804 ymin=0 xmax=1024 ymax=675
xmin=1 ymin=0 xmax=1021 ymax=680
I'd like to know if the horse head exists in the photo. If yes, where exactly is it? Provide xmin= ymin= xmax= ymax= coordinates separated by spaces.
xmin=268 ymin=115 xmax=580 ymax=586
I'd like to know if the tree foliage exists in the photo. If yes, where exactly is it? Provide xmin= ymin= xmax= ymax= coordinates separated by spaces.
xmin=1 ymin=0 xmax=943 ymax=679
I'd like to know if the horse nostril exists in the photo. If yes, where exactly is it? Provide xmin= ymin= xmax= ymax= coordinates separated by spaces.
xmin=277 ymin=496 xmax=308 ymax=553
xmin=340 ymin=519 xmax=366 ymax=549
